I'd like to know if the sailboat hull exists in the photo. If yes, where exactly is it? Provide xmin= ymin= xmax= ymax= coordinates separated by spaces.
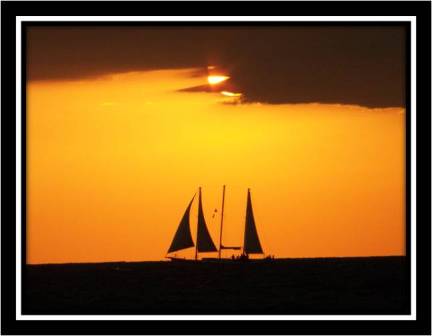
xmin=167 ymin=256 xmax=197 ymax=263
xmin=201 ymin=257 xmax=273 ymax=263
xmin=167 ymin=256 xmax=272 ymax=263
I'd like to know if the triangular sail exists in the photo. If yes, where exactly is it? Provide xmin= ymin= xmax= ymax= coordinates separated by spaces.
xmin=167 ymin=195 xmax=195 ymax=253
xmin=243 ymin=189 xmax=264 ymax=254
xmin=196 ymin=188 xmax=218 ymax=252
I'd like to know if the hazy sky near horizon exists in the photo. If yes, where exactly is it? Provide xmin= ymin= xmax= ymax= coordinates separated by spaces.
xmin=27 ymin=68 xmax=404 ymax=264
xmin=26 ymin=26 xmax=405 ymax=264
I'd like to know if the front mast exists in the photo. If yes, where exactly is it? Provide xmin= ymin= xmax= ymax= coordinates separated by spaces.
xmin=218 ymin=185 xmax=226 ymax=259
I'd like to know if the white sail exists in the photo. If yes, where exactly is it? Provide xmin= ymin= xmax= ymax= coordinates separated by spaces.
xmin=196 ymin=188 xmax=218 ymax=252
xmin=167 ymin=194 xmax=195 ymax=253
xmin=243 ymin=189 xmax=264 ymax=254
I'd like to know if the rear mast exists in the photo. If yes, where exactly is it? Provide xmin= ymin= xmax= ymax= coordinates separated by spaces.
xmin=195 ymin=187 xmax=201 ymax=261
xmin=218 ymin=185 xmax=226 ymax=259
xmin=243 ymin=188 xmax=250 ymax=258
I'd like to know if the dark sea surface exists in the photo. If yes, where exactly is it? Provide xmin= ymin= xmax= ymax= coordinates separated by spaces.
xmin=24 ymin=256 xmax=409 ymax=315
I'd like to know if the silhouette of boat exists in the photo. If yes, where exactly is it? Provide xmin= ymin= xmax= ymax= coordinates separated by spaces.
xmin=166 ymin=186 xmax=266 ymax=262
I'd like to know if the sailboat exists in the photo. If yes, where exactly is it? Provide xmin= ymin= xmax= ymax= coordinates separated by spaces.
xmin=166 ymin=186 xmax=266 ymax=261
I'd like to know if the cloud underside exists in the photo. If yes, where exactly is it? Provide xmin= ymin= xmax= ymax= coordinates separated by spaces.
xmin=27 ymin=26 xmax=406 ymax=108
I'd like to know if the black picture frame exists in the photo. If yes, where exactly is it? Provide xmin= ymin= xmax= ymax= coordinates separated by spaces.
xmin=1 ymin=1 xmax=430 ymax=335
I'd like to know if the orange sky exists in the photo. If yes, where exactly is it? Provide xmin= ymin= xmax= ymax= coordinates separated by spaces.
xmin=27 ymin=69 xmax=405 ymax=264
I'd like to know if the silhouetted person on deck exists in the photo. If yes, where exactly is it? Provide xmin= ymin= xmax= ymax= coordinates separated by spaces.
xmin=239 ymin=253 xmax=249 ymax=261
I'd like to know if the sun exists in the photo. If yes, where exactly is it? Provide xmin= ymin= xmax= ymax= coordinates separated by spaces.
xmin=207 ymin=75 xmax=229 ymax=85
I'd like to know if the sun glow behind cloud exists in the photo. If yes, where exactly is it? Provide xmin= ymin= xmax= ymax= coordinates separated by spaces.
xmin=221 ymin=91 xmax=242 ymax=97
xmin=27 ymin=68 xmax=405 ymax=264
xmin=208 ymin=75 xmax=230 ymax=85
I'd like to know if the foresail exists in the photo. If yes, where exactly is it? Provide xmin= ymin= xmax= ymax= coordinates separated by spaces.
xmin=244 ymin=189 xmax=264 ymax=254
xmin=167 ymin=195 xmax=195 ymax=253
xmin=196 ymin=188 xmax=218 ymax=252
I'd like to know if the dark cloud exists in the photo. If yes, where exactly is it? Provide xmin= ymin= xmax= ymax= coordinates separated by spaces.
xmin=27 ymin=25 xmax=406 ymax=107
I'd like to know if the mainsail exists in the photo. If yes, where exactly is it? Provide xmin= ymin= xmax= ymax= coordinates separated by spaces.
xmin=196 ymin=188 xmax=218 ymax=252
xmin=243 ymin=189 xmax=264 ymax=254
xmin=167 ymin=195 xmax=195 ymax=253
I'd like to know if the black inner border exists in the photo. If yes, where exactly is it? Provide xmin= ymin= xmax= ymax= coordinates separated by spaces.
xmin=21 ymin=20 xmax=411 ymax=315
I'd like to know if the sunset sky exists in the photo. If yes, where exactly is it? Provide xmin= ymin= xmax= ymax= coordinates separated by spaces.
xmin=27 ymin=25 xmax=406 ymax=264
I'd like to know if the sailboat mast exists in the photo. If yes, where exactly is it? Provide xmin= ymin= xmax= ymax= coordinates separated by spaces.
xmin=195 ymin=187 xmax=201 ymax=261
xmin=218 ymin=185 xmax=226 ymax=259
xmin=243 ymin=188 xmax=250 ymax=256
